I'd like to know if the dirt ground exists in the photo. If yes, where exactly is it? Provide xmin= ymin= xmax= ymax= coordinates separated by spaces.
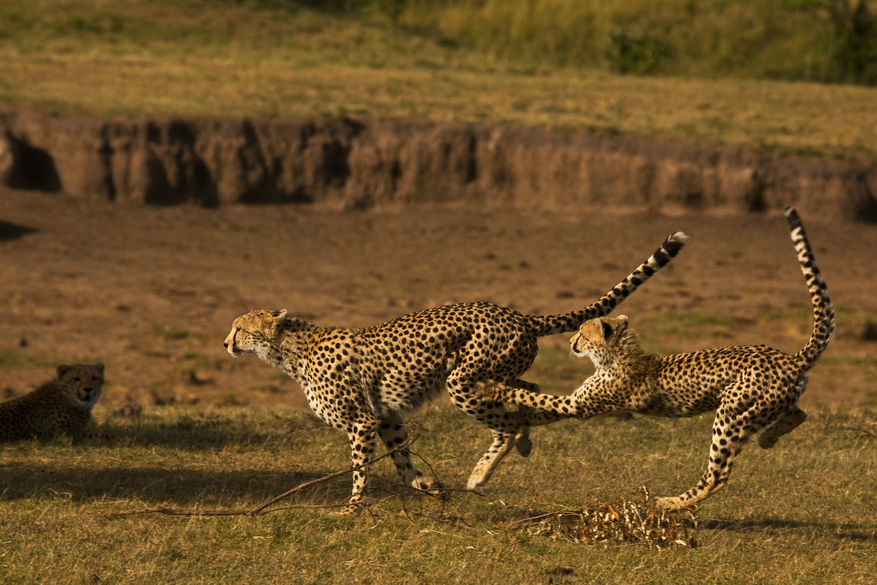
xmin=2 ymin=186 xmax=876 ymax=415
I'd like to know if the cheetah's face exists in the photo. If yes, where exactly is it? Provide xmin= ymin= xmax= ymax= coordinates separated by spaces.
xmin=224 ymin=310 xmax=288 ymax=359
xmin=57 ymin=363 xmax=105 ymax=411
xmin=570 ymin=316 xmax=629 ymax=366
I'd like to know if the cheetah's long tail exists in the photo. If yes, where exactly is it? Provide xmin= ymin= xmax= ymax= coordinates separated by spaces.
xmin=527 ymin=231 xmax=689 ymax=337
xmin=786 ymin=207 xmax=834 ymax=368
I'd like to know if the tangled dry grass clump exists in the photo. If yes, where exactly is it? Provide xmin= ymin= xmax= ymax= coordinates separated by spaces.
xmin=516 ymin=487 xmax=698 ymax=549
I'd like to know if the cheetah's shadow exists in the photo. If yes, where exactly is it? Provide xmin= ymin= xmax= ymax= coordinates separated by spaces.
xmin=700 ymin=518 xmax=877 ymax=543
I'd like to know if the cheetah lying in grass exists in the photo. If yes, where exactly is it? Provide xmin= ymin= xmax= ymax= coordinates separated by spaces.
xmin=476 ymin=208 xmax=833 ymax=510
xmin=0 ymin=363 xmax=104 ymax=442
xmin=224 ymin=232 xmax=687 ymax=512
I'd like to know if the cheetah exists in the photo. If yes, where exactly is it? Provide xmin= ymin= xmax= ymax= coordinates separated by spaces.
xmin=476 ymin=207 xmax=833 ymax=510
xmin=0 ymin=363 xmax=104 ymax=442
xmin=224 ymin=232 xmax=688 ymax=512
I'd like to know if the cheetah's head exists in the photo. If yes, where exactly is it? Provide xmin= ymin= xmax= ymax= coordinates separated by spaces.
xmin=224 ymin=309 xmax=289 ymax=359
xmin=56 ymin=363 xmax=105 ymax=411
xmin=570 ymin=316 xmax=630 ymax=367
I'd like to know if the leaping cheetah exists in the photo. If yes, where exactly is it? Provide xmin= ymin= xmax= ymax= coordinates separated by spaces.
xmin=476 ymin=207 xmax=833 ymax=510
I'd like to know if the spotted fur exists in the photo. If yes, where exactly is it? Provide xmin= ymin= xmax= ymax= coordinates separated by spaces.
xmin=477 ymin=208 xmax=833 ymax=510
xmin=0 ymin=363 xmax=104 ymax=442
xmin=224 ymin=232 xmax=687 ymax=511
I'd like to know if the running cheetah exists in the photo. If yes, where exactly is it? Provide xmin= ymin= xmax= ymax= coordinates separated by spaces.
xmin=0 ymin=363 xmax=104 ymax=442
xmin=224 ymin=232 xmax=687 ymax=512
xmin=476 ymin=208 xmax=833 ymax=510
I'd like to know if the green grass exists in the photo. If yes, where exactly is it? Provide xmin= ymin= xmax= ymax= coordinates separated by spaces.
xmin=391 ymin=0 xmax=877 ymax=82
xmin=0 ymin=347 xmax=57 ymax=370
xmin=639 ymin=311 xmax=738 ymax=341
xmin=1 ymin=1 xmax=877 ymax=164
xmin=0 ymin=348 xmax=107 ymax=371
xmin=4 ymin=1 xmax=873 ymax=82
xmin=1 ymin=404 xmax=875 ymax=584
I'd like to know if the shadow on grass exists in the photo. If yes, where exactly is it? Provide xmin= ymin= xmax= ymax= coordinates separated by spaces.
xmin=0 ymin=462 xmax=454 ymax=517
xmin=104 ymin=425 xmax=283 ymax=451
xmin=701 ymin=518 xmax=877 ymax=543
xmin=0 ymin=220 xmax=37 ymax=241
xmin=0 ymin=463 xmax=353 ymax=507
xmin=78 ymin=412 xmax=331 ymax=452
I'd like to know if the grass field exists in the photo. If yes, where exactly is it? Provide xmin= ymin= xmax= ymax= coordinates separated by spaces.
xmin=2 ymin=400 xmax=875 ymax=584
xmin=3 ymin=304 xmax=875 ymax=584
xmin=1 ymin=1 xmax=877 ymax=164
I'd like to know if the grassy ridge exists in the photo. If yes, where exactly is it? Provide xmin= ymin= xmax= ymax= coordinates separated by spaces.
xmin=1 ymin=403 xmax=875 ymax=584
xmin=1 ymin=1 xmax=877 ymax=163
xmin=3 ymin=1 xmax=875 ymax=81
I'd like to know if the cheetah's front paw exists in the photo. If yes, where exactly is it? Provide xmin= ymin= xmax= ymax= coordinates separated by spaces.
xmin=414 ymin=477 xmax=450 ymax=501
xmin=758 ymin=434 xmax=779 ymax=450
xmin=514 ymin=431 xmax=533 ymax=458
xmin=337 ymin=495 xmax=371 ymax=516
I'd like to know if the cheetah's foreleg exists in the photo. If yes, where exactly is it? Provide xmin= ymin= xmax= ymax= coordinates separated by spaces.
xmin=340 ymin=421 xmax=380 ymax=514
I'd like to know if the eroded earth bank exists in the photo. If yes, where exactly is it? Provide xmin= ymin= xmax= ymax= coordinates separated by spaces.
xmin=2 ymin=110 xmax=875 ymax=221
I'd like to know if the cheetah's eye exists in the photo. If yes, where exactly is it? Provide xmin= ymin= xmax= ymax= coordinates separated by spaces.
xmin=601 ymin=321 xmax=613 ymax=339
xmin=73 ymin=377 xmax=81 ymax=383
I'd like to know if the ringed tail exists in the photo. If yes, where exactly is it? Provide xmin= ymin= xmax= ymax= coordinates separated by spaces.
xmin=785 ymin=207 xmax=834 ymax=367
xmin=529 ymin=231 xmax=689 ymax=337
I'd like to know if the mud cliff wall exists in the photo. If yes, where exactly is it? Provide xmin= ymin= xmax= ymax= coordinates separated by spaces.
xmin=1 ymin=110 xmax=875 ymax=221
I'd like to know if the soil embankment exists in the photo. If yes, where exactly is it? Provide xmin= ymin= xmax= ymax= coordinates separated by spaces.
xmin=2 ymin=110 xmax=875 ymax=221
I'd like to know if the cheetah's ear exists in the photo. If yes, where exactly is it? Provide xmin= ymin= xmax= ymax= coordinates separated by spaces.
xmin=57 ymin=364 xmax=70 ymax=378
xmin=273 ymin=309 xmax=288 ymax=325
xmin=95 ymin=363 xmax=105 ymax=373
xmin=600 ymin=320 xmax=613 ymax=340
xmin=615 ymin=315 xmax=629 ymax=331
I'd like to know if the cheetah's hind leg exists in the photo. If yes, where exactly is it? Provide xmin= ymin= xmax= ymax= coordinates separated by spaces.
xmin=378 ymin=416 xmax=447 ymax=499
xmin=449 ymin=375 xmax=539 ymax=494
xmin=465 ymin=428 xmax=520 ymax=493
xmin=655 ymin=408 xmax=755 ymax=511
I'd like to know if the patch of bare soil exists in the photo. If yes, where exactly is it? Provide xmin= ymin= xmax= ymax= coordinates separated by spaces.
xmin=1 ymin=187 xmax=876 ymax=417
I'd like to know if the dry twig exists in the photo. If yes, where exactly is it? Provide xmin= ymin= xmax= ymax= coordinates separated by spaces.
xmin=837 ymin=426 xmax=877 ymax=440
